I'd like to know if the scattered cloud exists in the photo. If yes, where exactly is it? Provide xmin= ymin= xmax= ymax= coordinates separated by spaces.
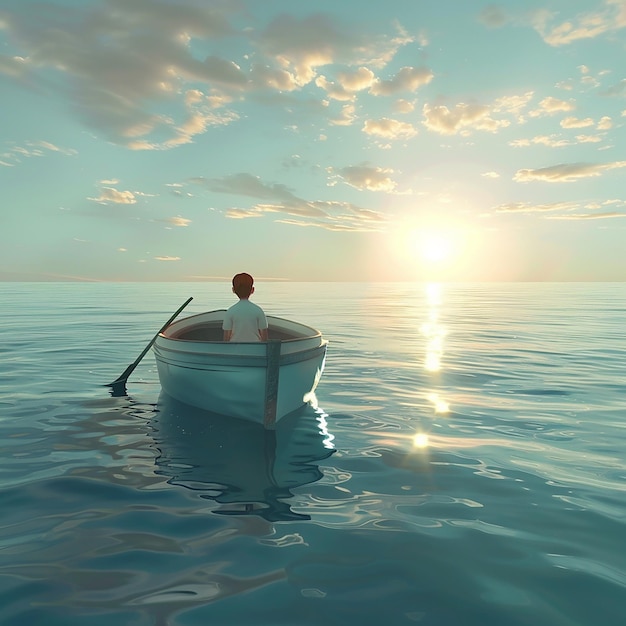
xmin=0 ymin=140 xmax=77 ymax=166
xmin=514 ymin=161 xmax=626 ymax=183
xmin=330 ymin=165 xmax=398 ymax=192
xmin=88 ymin=187 xmax=137 ymax=204
xmin=329 ymin=104 xmax=357 ymax=126
xmin=529 ymin=97 xmax=575 ymax=118
xmin=193 ymin=172 xmax=387 ymax=231
xmin=1 ymin=2 xmax=246 ymax=147
xmin=531 ymin=1 xmax=626 ymax=46
xmin=510 ymin=132 xmax=606 ymax=148
xmin=338 ymin=67 xmax=377 ymax=92
xmin=316 ymin=67 xmax=375 ymax=101
xmin=155 ymin=256 xmax=181 ymax=262
xmin=547 ymin=212 xmax=626 ymax=220
xmin=494 ymin=198 xmax=626 ymax=219
xmin=478 ymin=5 xmax=510 ymax=28
xmin=362 ymin=117 xmax=417 ymax=140
xmin=2 ymin=3 xmax=420 ymax=150
xmin=162 ymin=217 xmax=192 ymax=227
xmin=561 ymin=116 xmax=595 ymax=129
xmin=422 ymin=102 xmax=510 ymax=135
xmin=482 ymin=171 xmax=500 ymax=179
xmin=255 ymin=14 xmax=411 ymax=86
xmin=369 ymin=66 xmax=433 ymax=96
xmin=394 ymin=99 xmax=415 ymax=114
xmin=494 ymin=201 xmax=580 ymax=213
xmin=0 ymin=53 xmax=28 ymax=78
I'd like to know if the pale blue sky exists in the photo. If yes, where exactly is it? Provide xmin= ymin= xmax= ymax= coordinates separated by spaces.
xmin=1 ymin=0 xmax=625 ymax=281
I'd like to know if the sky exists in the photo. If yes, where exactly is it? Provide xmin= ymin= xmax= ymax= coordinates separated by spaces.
xmin=1 ymin=0 xmax=625 ymax=282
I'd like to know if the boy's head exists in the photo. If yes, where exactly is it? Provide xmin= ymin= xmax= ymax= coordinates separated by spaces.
xmin=232 ymin=272 xmax=254 ymax=298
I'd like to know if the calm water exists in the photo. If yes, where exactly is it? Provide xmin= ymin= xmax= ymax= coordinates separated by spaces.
xmin=1 ymin=282 xmax=624 ymax=626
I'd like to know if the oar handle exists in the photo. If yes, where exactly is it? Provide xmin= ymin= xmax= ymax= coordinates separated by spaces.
xmin=109 ymin=297 xmax=193 ymax=387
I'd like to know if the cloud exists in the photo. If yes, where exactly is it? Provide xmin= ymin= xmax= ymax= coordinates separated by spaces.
xmin=394 ymin=99 xmax=415 ymax=114
xmin=316 ymin=67 xmax=376 ymax=101
xmin=255 ymin=14 xmax=410 ymax=83
xmin=482 ymin=171 xmax=500 ymax=179
xmin=362 ymin=117 xmax=417 ymax=140
xmin=255 ymin=14 xmax=357 ymax=86
xmin=255 ymin=14 xmax=413 ymax=87
xmin=478 ymin=5 xmax=510 ymax=28
xmin=0 ymin=53 xmax=28 ymax=78
xmin=531 ymin=1 xmax=626 ymax=46
xmin=514 ymin=161 xmax=626 ymax=183
xmin=494 ymin=199 xmax=626 ymax=219
xmin=510 ymin=135 xmax=571 ymax=148
xmin=560 ymin=116 xmax=595 ymax=129
xmin=329 ymin=104 xmax=357 ymax=126
xmin=494 ymin=201 xmax=580 ymax=213
xmin=331 ymin=165 xmax=398 ymax=192
xmin=315 ymin=75 xmax=357 ymax=102
xmin=194 ymin=172 xmax=386 ymax=231
xmin=338 ymin=67 xmax=377 ymax=92
xmin=547 ymin=212 xmax=626 ymax=220
xmin=163 ymin=217 xmax=191 ymax=227
xmin=370 ymin=66 xmax=433 ymax=96
xmin=510 ymin=133 xmax=605 ymax=148
xmin=529 ymin=96 xmax=575 ymax=117
xmin=0 ymin=139 xmax=77 ymax=165
xmin=225 ymin=208 xmax=265 ymax=220
xmin=2 ymin=2 xmax=244 ymax=147
xmin=1 ymin=3 xmax=417 ymax=149
xmin=194 ymin=172 xmax=328 ymax=219
xmin=422 ymin=102 xmax=510 ymax=135
xmin=88 ymin=187 xmax=137 ymax=204
xmin=155 ymin=256 xmax=181 ymax=262
xmin=575 ymin=134 xmax=603 ymax=144
xmin=195 ymin=172 xmax=302 ymax=203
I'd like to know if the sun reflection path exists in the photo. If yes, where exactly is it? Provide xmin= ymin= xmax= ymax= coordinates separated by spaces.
xmin=420 ymin=283 xmax=447 ymax=373
xmin=414 ymin=283 xmax=451 ymax=451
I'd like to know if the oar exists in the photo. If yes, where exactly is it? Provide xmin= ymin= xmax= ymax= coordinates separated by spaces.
xmin=108 ymin=297 xmax=193 ymax=395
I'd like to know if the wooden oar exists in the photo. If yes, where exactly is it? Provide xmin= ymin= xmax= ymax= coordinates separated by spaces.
xmin=108 ymin=297 xmax=193 ymax=394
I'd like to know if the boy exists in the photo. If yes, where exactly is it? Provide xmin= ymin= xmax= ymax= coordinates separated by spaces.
xmin=222 ymin=272 xmax=268 ymax=342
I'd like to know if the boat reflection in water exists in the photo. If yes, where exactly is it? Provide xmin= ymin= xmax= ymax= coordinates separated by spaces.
xmin=151 ymin=394 xmax=335 ymax=522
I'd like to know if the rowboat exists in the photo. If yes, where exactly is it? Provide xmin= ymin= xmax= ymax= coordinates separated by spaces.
xmin=152 ymin=310 xmax=327 ymax=426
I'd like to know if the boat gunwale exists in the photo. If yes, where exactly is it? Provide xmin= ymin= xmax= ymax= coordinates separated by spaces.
xmin=160 ymin=310 xmax=323 ymax=344
xmin=153 ymin=342 xmax=327 ymax=368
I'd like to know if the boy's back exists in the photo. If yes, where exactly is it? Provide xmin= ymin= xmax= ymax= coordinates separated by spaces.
xmin=223 ymin=298 xmax=267 ymax=342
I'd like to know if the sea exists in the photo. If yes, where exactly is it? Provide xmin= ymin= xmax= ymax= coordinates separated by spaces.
xmin=1 ymin=281 xmax=624 ymax=626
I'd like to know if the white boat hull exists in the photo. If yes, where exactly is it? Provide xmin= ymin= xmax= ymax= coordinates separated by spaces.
xmin=153 ymin=311 xmax=327 ymax=425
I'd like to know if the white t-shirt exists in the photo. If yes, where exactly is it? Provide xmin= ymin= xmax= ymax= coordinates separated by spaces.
xmin=222 ymin=299 xmax=268 ymax=342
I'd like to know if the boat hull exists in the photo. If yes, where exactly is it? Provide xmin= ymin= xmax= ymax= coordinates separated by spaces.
xmin=153 ymin=311 xmax=326 ymax=424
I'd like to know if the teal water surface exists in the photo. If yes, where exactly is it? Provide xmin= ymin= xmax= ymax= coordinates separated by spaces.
xmin=0 ymin=282 xmax=624 ymax=625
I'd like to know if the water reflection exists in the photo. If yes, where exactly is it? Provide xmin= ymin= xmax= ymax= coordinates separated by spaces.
xmin=420 ymin=282 xmax=447 ymax=373
xmin=151 ymin=395 xmax=336 ymax=522
xmin=417 ymin=283 xmax=451 ymax=447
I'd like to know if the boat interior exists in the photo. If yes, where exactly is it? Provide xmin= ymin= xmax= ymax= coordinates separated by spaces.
xmin=168 ymin=320 xmax=309 ymax=342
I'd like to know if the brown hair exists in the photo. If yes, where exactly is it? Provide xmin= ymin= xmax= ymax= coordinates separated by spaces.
xmin=232 ymin=272 xmax=254 ymax=298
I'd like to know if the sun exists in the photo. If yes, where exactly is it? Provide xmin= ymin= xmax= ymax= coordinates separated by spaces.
xmin=405 ymin=229 xmax=456 ymax=265
xmin=387 ymin=220 xmax=468 ymax=279
xmin=420 ymin=232 xmax=453 ymax=263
